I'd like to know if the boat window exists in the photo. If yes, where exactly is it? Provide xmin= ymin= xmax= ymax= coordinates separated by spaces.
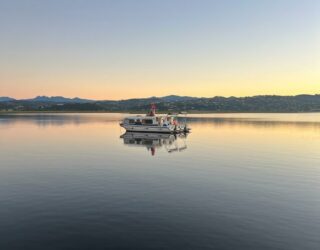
xmin=129 ymin=119 xmax=135 ymax=124
xmin=135 ymin=119 xmax=142 ymax=125
xmin=143 ymin=119 xmax=153 ymax=124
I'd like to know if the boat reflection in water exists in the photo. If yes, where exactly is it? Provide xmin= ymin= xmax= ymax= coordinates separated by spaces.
xmin=120 ymin=132 xmax=188 ymax=156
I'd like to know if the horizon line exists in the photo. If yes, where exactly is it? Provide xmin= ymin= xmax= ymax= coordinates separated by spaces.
xmin=1 ymin=93 xmax=320 ymax=101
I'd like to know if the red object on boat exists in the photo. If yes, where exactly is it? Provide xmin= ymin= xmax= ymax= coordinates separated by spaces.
xmin=149 ymin=103 xmax=156 ymax=116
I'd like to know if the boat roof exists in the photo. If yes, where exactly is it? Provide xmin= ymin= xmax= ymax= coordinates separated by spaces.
xmin=124 ymin=114 xmax=177 ymax=119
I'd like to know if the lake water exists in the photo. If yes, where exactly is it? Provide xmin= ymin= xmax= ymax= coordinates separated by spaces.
xmin=0 ymin=113 xmax=319 ymax=250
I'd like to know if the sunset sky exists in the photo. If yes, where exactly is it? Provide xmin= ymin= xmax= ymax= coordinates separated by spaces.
xmin=0 ymin=0 xmax=319 ymax=100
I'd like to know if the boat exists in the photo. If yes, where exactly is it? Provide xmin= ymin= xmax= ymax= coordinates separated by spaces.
xmin=120 ymin=132 xmax=188 ymax=156
xmin=119 ymin=104 xmax=190 ymax=133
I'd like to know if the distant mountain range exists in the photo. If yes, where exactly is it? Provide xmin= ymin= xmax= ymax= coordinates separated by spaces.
xmin=0 ymin=96 xmax=95 ymax=103
xmin=0 ymin=97 xmax=16 ymax=102
xmin=1 ymin=94 xmax=320 ymax=112
xmin=0 ymin=95 xmax=196 ymax=103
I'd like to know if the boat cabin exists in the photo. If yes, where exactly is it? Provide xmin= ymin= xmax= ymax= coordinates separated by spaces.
xmin=123 ymin=115 xmax=176 ymax=126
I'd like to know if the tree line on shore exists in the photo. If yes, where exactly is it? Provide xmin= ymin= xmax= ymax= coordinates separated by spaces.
xmin=1 ymin=94 xmax=320 ymax=113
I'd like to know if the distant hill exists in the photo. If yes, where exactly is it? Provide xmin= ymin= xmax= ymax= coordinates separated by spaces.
xmin=0 ymin=95 xmax=201 ymax=103
xmin=160 ymin=95 xmax=198 ymax=102
xmin=1 ymin=94 xmax=320 ymax=112
xmin=0 ymin=97 xmax=16 ymax=102
xmin=22 ymin=96 xmax=95 ymax=103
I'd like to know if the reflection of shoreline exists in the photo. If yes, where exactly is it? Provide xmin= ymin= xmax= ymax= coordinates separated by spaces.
xmin=181 ymin=117 xmax=320 ymax=129
xmin=120 ymin=132 xmax=188 ymax=156
xmin=0 ymin=114 xmax=320 ymax=129
xmin=0 ymin=114 xmax=125 ymax=127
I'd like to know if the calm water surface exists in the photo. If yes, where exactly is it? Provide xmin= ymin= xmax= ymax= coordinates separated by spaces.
xmin=0 ymin=113 xmax=320 ymax=250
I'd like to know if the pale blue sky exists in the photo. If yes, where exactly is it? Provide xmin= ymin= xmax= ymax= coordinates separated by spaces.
xmin=0 ymin=0 xmax=319 ymax=99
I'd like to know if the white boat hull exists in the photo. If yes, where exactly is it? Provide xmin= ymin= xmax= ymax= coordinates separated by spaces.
xmin=120 ymin=124 xmax=187 ymax=133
